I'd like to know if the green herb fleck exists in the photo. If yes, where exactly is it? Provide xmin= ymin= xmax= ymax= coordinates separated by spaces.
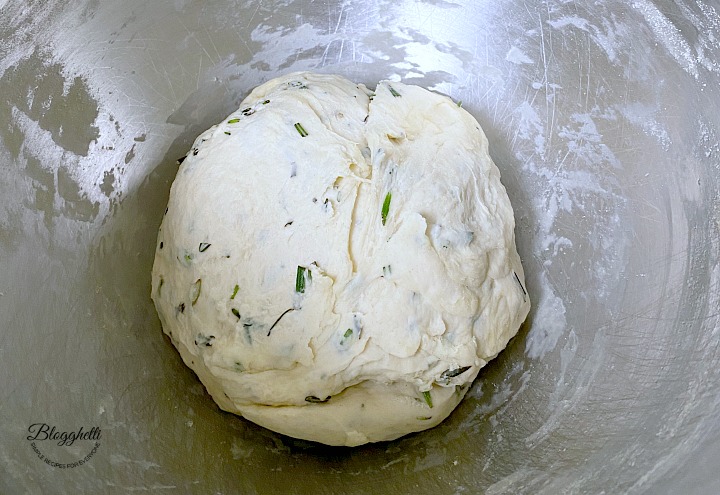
xmin=199 ymin=242 xmax=211 ymax=252
xmin=457 ymin=100 xmax=463 ymax=107
xmin=228 ymin=118 xmax=240 ymax=124
xmin=224 ymin=131 xmax=231 ymax=135
xmin=389 ymin=86 xmax=401 ymax=97
xmin=440 ymin=366 xmax=471 ymax=380
xmin=381 ymin=192 xmax=392 ymax=225
xmin=305 ymin=395 xmax=330 ymax=403
xmin=231 ymin=308 xmax=241 ymax=319
xmin=157 ymin=277 xmax=164 ymax=297
xmin=267 ymin=308 xmax=294 ymax=336
xmin=262 ymin=99 xmax=270 ymax=105
xmin=230 ymin=284 xmax=239 ymax=300
xmin=294 ymin=122 xmax=308 ymax=137
xmin=191 ymin=279 xmax=202 ymax=306
xmin=422 ymin=390 xmax=433 ymax=408
xmin=296 ymin=266 xmax=307 ymax=293
xmin=514 ymin=271 xmax=527 ymax=301
xmin=340 ymin=328 xmax=354 ymax=346
xmin=417 ymin=416 xmax=432 ymax=421
xmin=184 ymin=253 xmax=193 ymax=263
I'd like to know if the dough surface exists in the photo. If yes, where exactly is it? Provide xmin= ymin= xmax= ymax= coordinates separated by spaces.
xmin=151 ymin=72 xmax=530 ymax=446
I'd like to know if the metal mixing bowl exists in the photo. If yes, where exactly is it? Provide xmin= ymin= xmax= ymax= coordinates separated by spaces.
xmin=2 ymin=0 xmax=719 ymax=493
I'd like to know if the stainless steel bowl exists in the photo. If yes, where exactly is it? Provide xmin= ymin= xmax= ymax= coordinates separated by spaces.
xmin=1 ymin=0 xmax=719 ymax=493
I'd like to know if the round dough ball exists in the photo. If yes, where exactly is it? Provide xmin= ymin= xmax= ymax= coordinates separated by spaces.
xmin=151 ymin=72 xmax=530 ymax=446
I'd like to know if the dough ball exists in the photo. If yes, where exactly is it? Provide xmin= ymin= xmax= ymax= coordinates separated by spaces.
xmin=151 ymin=72 xmax=530 ymax=446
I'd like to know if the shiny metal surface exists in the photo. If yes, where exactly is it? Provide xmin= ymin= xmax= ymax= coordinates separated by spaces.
xmin=1 ymin=0 xmax=719 ymax=493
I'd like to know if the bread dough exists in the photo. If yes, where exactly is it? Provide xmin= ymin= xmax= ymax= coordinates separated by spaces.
xmin=151 ymin=72 xmax=530 ymax=446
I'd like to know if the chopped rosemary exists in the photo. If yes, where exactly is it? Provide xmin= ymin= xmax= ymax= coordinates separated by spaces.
xmin=294 ymin=122 xmax=308 ymax=137
xmin=381 ymin=192 xmax=392 ymax=225
xmin=267 ymin=308 xmax=294 ymax=336
xmin=417 ymin=416 xmax=432 ymax=421
xmin=199 ymin=242 xmax=211 ymax=252
xmin=224 ymin=131 xmax=231 ymax=135
xmin=422 ymin=390 xmax=433 ymax=408
xmin=305 ymin=396 xmax=330 ymax=403
xmin=191 ymin=279 xmax=202 ymax=306
xmin=513 ymin=271 xmax=527 ymax=302
xmin=228 ymin=118 xmax=240 ymax=124
xmin=339 ymin=328 xmax=353 ymax=346
xmin=231 ymin=308 xmax=241 ymax=319
xmin=262 ymin=99 xmax=270 ymax=104
xmin=230 ymin=284 xmax=239 ymax=300
xmin=389 ymin=86 xmax=401 ymax=97
xmin=295 ymin=266 xmax=307 ymax=293
xmin=441 ymin=366 xmax=471 ymax=380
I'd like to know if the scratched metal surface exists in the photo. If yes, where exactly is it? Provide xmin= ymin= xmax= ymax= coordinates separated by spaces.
xmin=1 ymin=0 xmax=719 ymax=493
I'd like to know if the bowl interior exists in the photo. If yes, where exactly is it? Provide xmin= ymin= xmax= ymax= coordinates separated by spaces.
xmin=1 ymin=1 xmax=719 ymax=493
